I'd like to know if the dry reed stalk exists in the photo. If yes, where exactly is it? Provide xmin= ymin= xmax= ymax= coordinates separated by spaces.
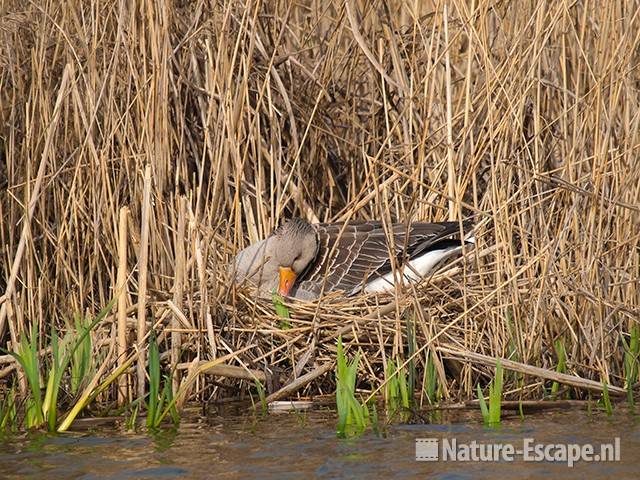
xmin=136 ymin=165 xmax=152 ymax=400
xmin=0 ymin=64 xmax=71 ymax=341
xmin=443 ymin=4 xmax=456 ymax=221
xmin=171 ymin=197 xmax=186 ymax=392
xmin=116 ymin=206 xmax=129 ymax=406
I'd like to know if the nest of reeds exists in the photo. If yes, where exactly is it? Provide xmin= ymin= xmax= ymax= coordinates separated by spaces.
xmin=209 ymin=253 xmax=479 ymax=401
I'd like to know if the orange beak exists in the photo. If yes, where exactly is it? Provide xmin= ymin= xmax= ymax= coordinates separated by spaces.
xmin=278 ymin=266 xmax=297 ymax=297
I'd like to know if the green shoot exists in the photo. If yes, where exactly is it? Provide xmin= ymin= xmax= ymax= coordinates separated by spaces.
xmin=385 ymin=358 xmax=410 ymax=422
xmin=272 ymin=293 xmax=291 ymax=329
xmin=600 ymin=382 xmax=613 ymax=416
xmin=406 ymin=313 xmax=416 ymax=405
xmin=3 ymin=299 xmax=114 ymax=431
xmin=490 ymin=360 xmax=504 ymax=425
xmin=550 ymin=339 xmax=567 ymax=397
xmin=70 ymin=315 xmax=93 ymax=395
xmin=477 ymin=383 xmax=489 ymax=424
xmin=478 ymin=360 xmax=503 ymax=426
xmin=398 ymin=360 xmax=409 ymax=411
xmin=385 ymin=359 xmax=399 ymax=418
xmin=622 ymin=325 xmax=639 ymax=406
xmin=252 ymin=380 xmax=267 ymax=417
xmin=369 ymin=401 xmax=380 ymax=437
xmin=0 ymin=385 xmax=17 ymax=432
xmin=146 ymin=331 xmax=179 ymax=428
xmin=42 ymin=326 xmax=70 ymax=431
xmin=335 ymin=336 xmax=368 ymax=437
xmin=6 ymin=321 xmax=46 ymax=429
xmin=423 ymin=351 xmax=438 ymax=405
xmin=125 ymin=403 xmax=139 ymax=431
xmin=147 ymin=330 xmax=160 ymax=427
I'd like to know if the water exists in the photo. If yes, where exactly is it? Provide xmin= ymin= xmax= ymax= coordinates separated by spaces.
xmin=1 ymin=407 xmax=639 ymax=479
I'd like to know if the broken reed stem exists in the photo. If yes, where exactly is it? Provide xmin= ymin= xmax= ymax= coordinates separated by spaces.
xmin=265 ymin=361 xmax=334 ymax=404
xmin=436 ymin=346 xmax=626 ymax=397
xmin=172 ymin=197 xmax=186 ymax=392
xmin=116 ymin=206 xmax=129 ymax=406
xmin=177 ymin=361 xmax=266 ymax=383
xmin=136 ymin=165 xmax=152 ymax=400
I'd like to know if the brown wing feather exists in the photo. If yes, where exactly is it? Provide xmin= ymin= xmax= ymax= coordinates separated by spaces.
xmin=296 ymin=221 xmax=469 ymax=295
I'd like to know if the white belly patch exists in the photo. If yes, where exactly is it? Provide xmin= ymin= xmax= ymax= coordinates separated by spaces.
xmin=362 ymin=244 xmax=465 ymax=293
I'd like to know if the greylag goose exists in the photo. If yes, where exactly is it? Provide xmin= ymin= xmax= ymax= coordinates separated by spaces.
xmin=232 ymin=218 xmax=473 ymax=300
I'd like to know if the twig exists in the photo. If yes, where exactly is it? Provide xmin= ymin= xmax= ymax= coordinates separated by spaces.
xmin=265 ymin=361 xmax=334 ymax=404
xmin=176 ymin=361 xmax=266 ymax=383
xmin=438 ymin=346 xmax=627 ymax=396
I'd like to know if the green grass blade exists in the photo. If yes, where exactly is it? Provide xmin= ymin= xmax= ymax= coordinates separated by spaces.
xmin=425 ymin=351 xmax=437 ymax=404
xmin=335 ymin=336 xmax=368 ymax=437
xmin=5 ymin=323 xmax=45 ymax=428
xmin=369 ymin=401 xmax=380 ymax=437
xmin=385 ymin=359 xmax=398 ymax=414
xmin=71 ymin=315 xmax=93 ymax=394
xmin=406 ymin=313 xmax=416 ymax=405
xmin=397 ymin=359 xmax=410 ymax=409
xmin=551 ymin=340 xmax=566 ymax=396
xmin=43 ymin=326 xmax=61 ymax=431
xmin=272 ymin=293 xmax=291 ymax=329
xmin=253 ymin=380 xmax=267 ymax=417
xmin=623 ymin=326 xmax=639 ymax=406
xmin=601 ymin=382 xmax=613 ymax=416
xmin=147 ymin=330 xmax=160 ymax=427
xmin=0 ymin=386 xmax=17 ymax=432
xmin=165 ymin=375 xmax=180 ymax=426
xmin=489 ymin=360 xmax=503 ymax=425
xmin=477 ymin=383 xmax=489 ymax=424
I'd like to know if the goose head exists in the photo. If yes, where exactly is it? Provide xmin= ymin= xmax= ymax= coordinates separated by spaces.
xmin=268 ymin=218 xmax=317 ymax=296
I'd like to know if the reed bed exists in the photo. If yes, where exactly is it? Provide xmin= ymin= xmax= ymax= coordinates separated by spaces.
xmin=0 ymin=0 xmax=639 ymax=427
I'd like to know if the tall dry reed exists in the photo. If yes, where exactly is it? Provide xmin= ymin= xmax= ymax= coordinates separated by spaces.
xmin=0 ymin=0 xmax=638 ymax=410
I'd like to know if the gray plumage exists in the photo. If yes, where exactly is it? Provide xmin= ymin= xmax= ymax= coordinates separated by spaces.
xmin=232 ymin=218 xmax=473 ymax=299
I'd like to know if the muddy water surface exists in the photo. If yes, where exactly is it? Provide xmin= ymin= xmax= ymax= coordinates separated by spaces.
xmin=1 ymin=407 xmax=639 ymax=479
